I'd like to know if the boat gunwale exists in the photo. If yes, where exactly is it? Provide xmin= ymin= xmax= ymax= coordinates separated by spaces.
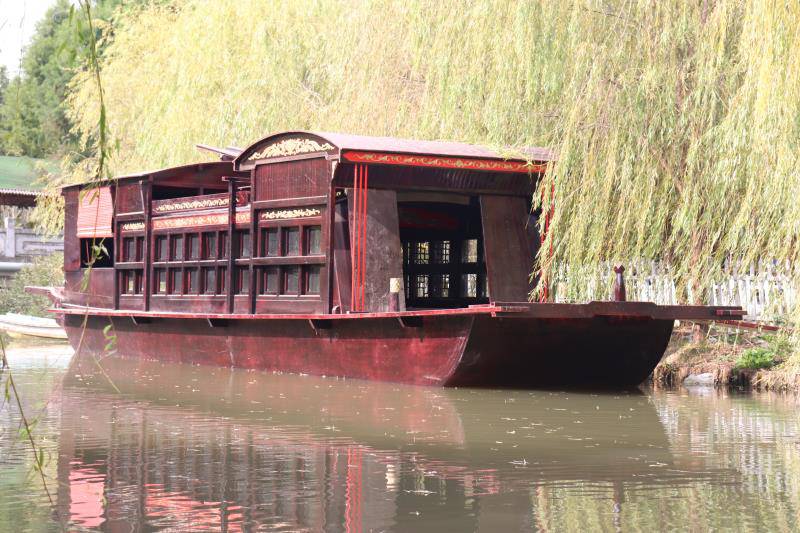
xmin=50 ymin=301 xmax=744 ymax=321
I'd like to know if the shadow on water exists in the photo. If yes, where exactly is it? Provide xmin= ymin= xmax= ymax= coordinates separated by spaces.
xmin=52 ymin=354 xmax=740 ymax=531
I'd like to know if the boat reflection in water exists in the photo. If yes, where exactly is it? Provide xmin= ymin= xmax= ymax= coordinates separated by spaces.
xmin=57 ymin=355 xmax=732 ymax=531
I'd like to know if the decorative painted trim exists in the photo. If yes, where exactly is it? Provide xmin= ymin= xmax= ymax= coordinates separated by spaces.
xmin=153 ymin=211 xmax=251 ymax=230
xmin=260 ymin=208 xmax=321 ymax=221
xmin=342 ymin=151 xmax=547 ymax=174
xmin=120 ymin=221 xmax=145 ymax=232
xmin=154 ymin=196 xmax=228 ymax=213
xmin=248 ymin=138 xmax=334 ymax=161
xmin=152 ymin=191 xmax=249 ymax=214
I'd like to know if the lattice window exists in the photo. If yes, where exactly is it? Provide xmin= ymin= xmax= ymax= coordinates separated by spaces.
xmin=432 ymin=241 xmax=451 ymax=264
xmin=462 ymin=239 xmax=478 ymax=263
xmin=413 ymin=242 xmax=430 ymax=264
xmin=414 ymin=274 xmax=429 ymax=298
xmin=430 ymin=274 xmax=450 ymax=297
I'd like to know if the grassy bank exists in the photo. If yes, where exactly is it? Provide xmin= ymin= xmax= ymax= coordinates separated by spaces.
xmin=654 ymin=323 xmax=799 ymax=391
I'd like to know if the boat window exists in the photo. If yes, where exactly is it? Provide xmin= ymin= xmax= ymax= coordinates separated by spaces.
xmin=219 ymin=232 xmax=229 ymax=258
xmin=155 ymin=236 xmax=168 ymax=262
xmin=262 ymin=228 xmax=279 ymax=256
xmin=412 ymin=242 xmax=429 ymax=264
xmin=202 ymin=268 xmax=216 ymax=294
xmin=154 ymin=269 xmax=167 ymax=293
xmin=284 ymin=266 xmax=300 ymax=294
xmin=80 ymin=238 xmax=114 ymax=268
xmin=430 ymin=274 xmax=450 ymax=297
xmin=432 ymin=241 xmax=450 ymax=264
xmin=219 ymin=267 xmax=226 ymax=292
xmin=306 ymin=226 xmax=322 ymax=255
xmin=260 ymin=267 xmax=279 ymax=295
xmin=170 ymin=269 xmax=183 ymax=294
xmin=187 ymin=234 xmax=200 ymax=260
xmin=171 ymin=235 xmax=184 ymax=261
xmin=123 ymin=237 xmax=136 ymax=262
xmin=236 ymin=267 xmax=249 ymax=294
xmin=461 ymin=273 xmax=478 ymax=298
xmin=236 ymin=231 xmax=251 ymax=259
xmin=186 ymin=268 xmax=199 ymax=294
xmin=462 ymin=239 xmax=478 ymax=263
xmin=284 ymin=228 xmax=300 ymax=256
xmin=202 ymin=233 xmax=217 ymax=259
xmin=305 ymin=265 xmax=321 ymax=294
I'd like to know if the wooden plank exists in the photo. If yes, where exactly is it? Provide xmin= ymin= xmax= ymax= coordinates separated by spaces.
xmin=348 ymin=188 xmax=405 ymax=312
xmin=480 ymin=195 xmax=534 ymax=302
xmin=249 ymin=255 xmax=326 ymax=266
xmin=252 ymin=196 xmax=328 ymax=209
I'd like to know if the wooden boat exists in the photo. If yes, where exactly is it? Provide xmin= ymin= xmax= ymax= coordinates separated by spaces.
xmin=0 ymin=312 xmax=68 ymax=339
xmin=33 ymin=131 xmax=744 ymax=388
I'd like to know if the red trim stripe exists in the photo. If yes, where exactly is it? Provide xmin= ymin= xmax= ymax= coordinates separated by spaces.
xmin=343 ymin=151 xmax=547 ymax=174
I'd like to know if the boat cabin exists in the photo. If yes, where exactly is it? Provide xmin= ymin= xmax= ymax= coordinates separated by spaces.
xmin=61 ymin=132 xmax=552 ymax=315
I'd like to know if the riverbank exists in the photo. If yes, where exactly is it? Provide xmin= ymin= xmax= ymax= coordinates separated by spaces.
xmin=653 ymin=322 xmax=800 ymax=392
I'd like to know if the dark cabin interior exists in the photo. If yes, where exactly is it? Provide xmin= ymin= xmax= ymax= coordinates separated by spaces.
xmin=397 ymin=195 xmax=488 ymax=309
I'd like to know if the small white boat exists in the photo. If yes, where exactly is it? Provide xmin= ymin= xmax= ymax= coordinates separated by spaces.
xmin=0 ymin=313 xmax=68 ymax=340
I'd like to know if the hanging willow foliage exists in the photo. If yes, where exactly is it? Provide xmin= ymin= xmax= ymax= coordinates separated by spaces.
xmin=62 ymin=0 xmax=800 ymax=361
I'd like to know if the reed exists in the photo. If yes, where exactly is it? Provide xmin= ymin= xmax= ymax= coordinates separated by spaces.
xmin=59 ymin=0 xmax=800 ymax=364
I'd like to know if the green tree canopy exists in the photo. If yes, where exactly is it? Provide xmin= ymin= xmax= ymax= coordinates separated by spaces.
xmin=0 ymin=0 xmax=133 ymax=158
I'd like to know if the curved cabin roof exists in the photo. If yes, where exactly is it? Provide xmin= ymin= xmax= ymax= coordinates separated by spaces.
xmin=63 ymin=161 xmax=247 ymax=191
xmin=234 ymin=131 xmax=553 ymax=173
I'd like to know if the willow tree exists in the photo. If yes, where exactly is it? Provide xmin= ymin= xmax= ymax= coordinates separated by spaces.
xmin=63 ymin=0 xmax=800 ymax=360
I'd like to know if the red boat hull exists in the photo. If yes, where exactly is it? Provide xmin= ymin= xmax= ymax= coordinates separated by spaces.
xmin=63 ymin=313 xmax=673 ymax=388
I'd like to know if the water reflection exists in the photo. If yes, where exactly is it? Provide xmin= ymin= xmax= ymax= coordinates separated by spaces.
xmin=3 ymin=348 xmax=799 ymax=531
xmin=52 ymin=355 xmax=735 ymax=532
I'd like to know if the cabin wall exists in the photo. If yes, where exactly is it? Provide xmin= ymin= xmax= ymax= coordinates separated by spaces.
xmin=250 ymin=157 xmax=332 ymax=314
xmin=62 ymin=186 xmax=116 ymax=309
xmin=254 ymin=159 xmax=329 ymax=202
xmin=480 ymin=195 xmax=536 ymax=302
xmin=115 ymin=181 xmax=144 ymax=215
xmin=65 ymin=269 xmax=114 ymax=308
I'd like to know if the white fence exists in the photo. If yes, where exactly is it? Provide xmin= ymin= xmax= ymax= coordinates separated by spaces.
xmin=553 ymin=260 xmax=797 ymax=321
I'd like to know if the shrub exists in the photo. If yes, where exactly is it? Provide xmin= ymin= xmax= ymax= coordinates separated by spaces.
xmin=0 ymin=253 xmax=63 ymax=317
xmin=735 ymin=348 xmax=778 ymax=371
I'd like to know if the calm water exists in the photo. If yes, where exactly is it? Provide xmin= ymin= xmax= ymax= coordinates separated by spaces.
xmin=1 ymin=343 xmax=799 ymax=532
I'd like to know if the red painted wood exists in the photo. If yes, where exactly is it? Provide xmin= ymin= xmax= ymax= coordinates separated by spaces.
xmin=254 ymin=159 xmax=328 ymax=201
xmin=64 ymin=269 xmax=114 ymax=308
xmin=63 ymin=311 xmax=674 ymax=388
xmin=115 ymin=181 xmax=144 ymax=214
